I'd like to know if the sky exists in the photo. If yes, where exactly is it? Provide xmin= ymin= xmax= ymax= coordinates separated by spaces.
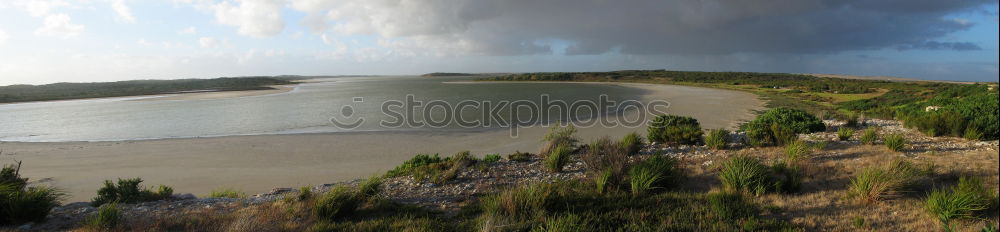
xmin=0 ymin=0 xmax=997 ymax=85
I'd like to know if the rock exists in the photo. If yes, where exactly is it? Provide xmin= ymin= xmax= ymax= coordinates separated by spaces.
xmin=173 ymin=193 xmax=197 ymax=200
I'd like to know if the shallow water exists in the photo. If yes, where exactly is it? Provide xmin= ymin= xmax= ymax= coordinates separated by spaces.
xmin=0 ymin=76 xmax=644 ymax=142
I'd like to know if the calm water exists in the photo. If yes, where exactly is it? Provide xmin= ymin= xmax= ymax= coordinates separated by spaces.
xmin=0 ymin=76 xmax=644 ymax=142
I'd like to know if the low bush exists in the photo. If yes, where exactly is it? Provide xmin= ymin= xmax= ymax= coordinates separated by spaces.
xmin=926 ymin=177 xmax=996 ymax=231
xmin=741 ymin=108 xmax=824 ymax=147
xmin=619 ymin=132 xmax=644 ymax=156
xmin=628 ymin=155 xmax=681 ymax=196
xmin=708 ymin=192 xmax=757 ymax=220
xmin=209 ymin=188 xmax=247 ymax=199
xmin=384 ymin=154 xmax=444 ymax=178
xmin=0 ymin=162 xmax=65 ymax=226
xmin=837 ymin=127 xmax=854 ymax=141
xmin=704 ymin=129 xmax=729 ymax=150
xmin=718 ymin=156 xmax=800 ymax=195
xmin=508 ymin=151 xmax=534 ymax=162
xmin=582 ymin=137 xmax=627 ymax=184
xmin=647 ymin=114 xmax=703 ymax=145
xmin=541 ymin=124 xmax=579 ymax=157
xmin=860 ymin=127 xmax=879 ymax=145
xmin=883 ymin=134 xmax=907 ymax=152
xmin=482 ymin=154 xmax=502 ymax=164
xmin=848 ymin=160 xmax=927 ymax=204
xmin=545 ymin=144 xmax=572 ymax=173
xmin=92 ymin=178 xmax=173 ymax=206
xmin=314 ymin=186 xmax=362 ymax=221
xmin=83 ymin=203 xmax=122 ymax=230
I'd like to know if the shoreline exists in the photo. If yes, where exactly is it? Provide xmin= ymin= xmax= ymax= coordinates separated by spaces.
xmin=6 ymin=82 xmax=763 ymax=202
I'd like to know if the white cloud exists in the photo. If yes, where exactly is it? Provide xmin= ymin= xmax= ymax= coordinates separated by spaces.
xmin=177 ymin=26 xmax=197 ymax=35
xmin=0 ymin=29 xmax=8 ymax=46
xmin=199 ymin=37 xmax=218 ymax=48
xmin=34 ymin=14 xmax=85 ymax=39
xmin=213 ymin=0 xmax=284 ymax=37
xmin=21 ymin=0 xmax=70 ymax=17
xmin=111 ymin=0 xmax=136 ymax=24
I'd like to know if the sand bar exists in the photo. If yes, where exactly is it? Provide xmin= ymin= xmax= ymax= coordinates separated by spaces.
xmin=3 ymin=83 xmax=763 ymax=202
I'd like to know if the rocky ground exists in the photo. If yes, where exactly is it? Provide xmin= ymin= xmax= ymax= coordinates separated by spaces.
xmin=15 ymin=119 xmax=999 ymax=231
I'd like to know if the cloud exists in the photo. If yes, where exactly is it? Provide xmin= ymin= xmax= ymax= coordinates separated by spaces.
xmin=199 ymin=37 xmax=218 ymax=48
xmin=177 ymin=26 xmax=197 ymax=35
xmin=0 ymin=29 xmax=8 ymax=46
xmin=214 ymin=0 xmax=284 ymax=37
xmin=34 ymin=14 xmax=84 ymax=39
xmin=21 ymin=0 xmax=70 ymax=17
xmin=111 ymin=0 xmax=136 ymax=23
xmin=896 ymin=41 xmax=983 ymax=51
xmin=290 ymin=0 xmax=991 ymax=56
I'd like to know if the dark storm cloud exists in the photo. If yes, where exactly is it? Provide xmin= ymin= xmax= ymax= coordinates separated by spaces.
xmin=317 ymin=0 xmax=992 ymax=55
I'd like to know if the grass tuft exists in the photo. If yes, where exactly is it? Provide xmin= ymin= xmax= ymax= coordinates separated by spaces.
xmin=544 ymin=144 xmax=572 ymax=173
xmin=883 ymin=133 xmax=907 ymax=152
xmin=837 ymin=127 xmax=855 ymax=141
xmin=83 ymin=203 xmax=123 ymax=231
xmin=860 ymin=127 xmax=879 ymax=145
xmin=314 ymin=186 xmax=361 ymax=221
xmin=847 ymin=160 xmax=926 ymax=204
xmin=619 ymin=132 xmax=644 ymax=156
xmin=926 ymin=177 xmax=996 ymax=230
xmin=209 ymin=187 xmax=247 ymax=199
xmin=719 ymin=156 xmax=772 ymax=196
xmin=704 ymin=129 xmax=730 ymax=150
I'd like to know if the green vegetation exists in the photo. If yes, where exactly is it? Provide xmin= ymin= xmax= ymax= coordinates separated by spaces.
xmin=208 ymin=188 xmax=247 ymax=199
xmin=0 ymin=77 xmax=292 ymax=103
xmin=384 ymin=153 xmax=444 ymax=178
xmin=544 ymin=144 xmax=572 ymax=172
xmin=384 ymin=151 xmax=484 ymax=184
xmin=619 ymin=132 xmax=644 ymax=156
xmin=541 ymin=124 xmax=579 ymax=156
xmin=783 ymin=140 xmax=812 ymax=163
xmin=707 ymin=192 xmax=758 ymax=220
xmin=926 ymin=177 xmax=997 ymax=231
xmin=837 ymin=127 xmax=855 ymax=141
xmin=314 ymin=186 xmax=363 ymax=221
xmin=507 ymin=151 xmax=534 ymax=162
xmin=92 ymin=178 xmax=173 ymax=206
xmin=482 ymin=154 xmax=502 ymax=164
xmin=883 ymin=134 xmax=907 ymax=152
xmin=0 ymin=162 xmax=65 ymax=226
xmin=582 ymin=137 xmax=627 ymax=184
xmin=647 ymin=114 xmax=703 ymax=145
xmin=860 ymin=127 xmax=880 ymax=145
xmin=420 ymin=72 xmax=479 ymax=77
xmin=741 ymin=108 xmax=825 ymax=147
xmin=718 ymin=156 xmax=800 ymax=195
xmin=848 ymin=160 xmax=929 ymax=204
xmin=704 ymin=129 xmax=730 ymax=150
xmin=477 ymin=181 xmax=795 ymax=231
xmin=83 ymin=203 xmax=123 ymax=230
xmin=484 ymin=70 xmax=998 ymax=141
xmin=629 ymin=155 xmax=681 ymax=195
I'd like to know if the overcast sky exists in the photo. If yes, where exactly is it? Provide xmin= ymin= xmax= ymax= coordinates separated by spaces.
xmin=0 ymin=0 xmax=997 ymax=85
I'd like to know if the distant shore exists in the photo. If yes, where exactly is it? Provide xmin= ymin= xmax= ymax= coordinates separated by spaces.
xmin=131 ymin=85 xmax=295 ymax=101
xmin=5 ymin=82 xmax=763 ymax=202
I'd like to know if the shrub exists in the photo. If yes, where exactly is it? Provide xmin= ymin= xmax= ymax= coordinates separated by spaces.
xmin=92 ymin=178 xmax=173 ymax=206
xmin=628 ymin=155 xmax=681 ymax=196
xmin=0 ymin=163 xmax=27 ymax=190
xmin=647 ymin=114 xmax=703 ymax=145
xmin=741 ymin=108 xmax=824 ymax=147
xmin=926 ymin=177 xmax=995 ymax=230
xmin=837 ymin=127 xmax=854 ymax=141
xmin=297 ymin=186 xmax=313 ymax=201
xmin=508 ymin=151 xmax=533 ymax=162
xmin=769 ymin=162 xmax=802 ymax=194
xmin=83 ymin=203 xmax=122 ymax=230
xmin=619 ymin=132 xmax=644 ymax=156
xmin=860 ymin=127 xmax=879 ymax=145
xmin=541 ymin=124 xmax=579 ymax=156
xmin=432 ymin=151 xmax=477 ymax=184
xmin=963 ymin=127 xmax=984 ymax=141
xmin=719 ymin=156 xmax=772 ymax=195
xmin=314 ymin=186 xmax=361 ymax=221
xmin=848 ymin=160 xmax=926 ymax=204
xmin=704 ymin=129 xmax=729 ymax=150
xmin=481 ymin=183 xmax=552 ymax=221
xmin=358 ymin=176 xmax=383 ymax=200
xmin=545 ymin=144 xmax=572 ymax=173
xmin=533 ymin=214 xmax=585 ymax=232
xmin=594 ymin=168 xmax=613 ymax=194
xmin=708 ymin=192 xmax=757 ymax=220
xmin=783 ymin=140 xmax=811 ymax=164
xmin=883 ymin=134 xmax=907 ymax=152
xmin=1 ymin=184 xmax=65 ymax=226
xmin=209 ymin=188 xmax=247 ymax=199
xmin=582 ymin=137 xmax=627 ymax=183
xmin=483 ymin=154 xmax=502 ymax=164
xmin=384 ymin=154 xmax=444 ymax=178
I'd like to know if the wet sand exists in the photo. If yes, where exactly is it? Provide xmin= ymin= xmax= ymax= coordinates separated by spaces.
xmin=132 ymin=85 xmax=295 ymax=101
xmin=3 ymin=83 xmax=763 ymax=202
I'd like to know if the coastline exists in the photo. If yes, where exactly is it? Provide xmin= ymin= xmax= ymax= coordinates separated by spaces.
xmin=130 ymin=85 xmax=296 ymax=101
xmin=5 ymin=82 xmax=763 ymax=202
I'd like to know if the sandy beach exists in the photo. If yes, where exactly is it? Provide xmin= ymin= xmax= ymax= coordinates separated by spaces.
xmin=3 ymin=83 xmax=763 ymax=202
xmin=132 ymin=85 xmax=296 ymax=101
